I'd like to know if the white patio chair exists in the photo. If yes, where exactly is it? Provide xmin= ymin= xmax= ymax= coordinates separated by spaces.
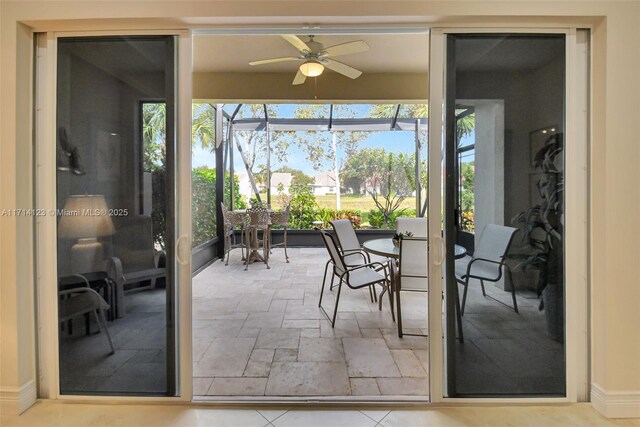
xmin=318 ymin=229 xmax=394 ymax=327
xmin=395 ymin=236 xmax=429 ymax=338
xmin=456 ymin=224 xmax=519 ymax=315
xmin=328 ymin=219 xmax=386 ymax=302
xmin=396 ymin=217 xmax=428 ymax=238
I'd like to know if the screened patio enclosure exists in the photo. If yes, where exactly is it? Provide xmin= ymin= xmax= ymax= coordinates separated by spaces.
xmin=191 ymin=102 xmax=430 ymax=259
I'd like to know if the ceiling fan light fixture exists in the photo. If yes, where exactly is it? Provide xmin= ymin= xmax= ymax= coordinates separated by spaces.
xmin=299 ymin=61 xmax=324 ymax=77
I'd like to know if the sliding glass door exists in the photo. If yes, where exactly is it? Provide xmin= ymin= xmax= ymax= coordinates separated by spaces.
xmin=431 ymin=33 xmax=572 ymax=397
xmin=55 ymin=36 xmax=178 ymax=396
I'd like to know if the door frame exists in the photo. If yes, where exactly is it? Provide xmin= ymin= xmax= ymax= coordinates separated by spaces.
xmin=32 ymin=23 xmax=589 ymax=405
xmin=34 ymin=29 xmax=193 ymax=402
xmin=427 ymin=27 xmax=590 ymax=404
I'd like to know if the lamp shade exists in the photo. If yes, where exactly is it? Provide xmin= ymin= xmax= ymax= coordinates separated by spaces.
xmin=299 ymin=61 xmax=324 ymax=77
xmin=58 ymin=195 xmax=115 ymax=239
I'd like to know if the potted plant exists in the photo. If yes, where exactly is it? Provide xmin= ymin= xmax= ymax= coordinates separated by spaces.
xmin=392 ymin=231 xmax=414 ymax=247
xmin=512 ymin=132 xmax=564 ymax=342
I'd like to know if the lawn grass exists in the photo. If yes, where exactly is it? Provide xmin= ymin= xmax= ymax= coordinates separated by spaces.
xmin=269 ymin=194 xmax=416 ymax=212
xmin=314 ymin=195 xmax=416 ymax=212
xmin=268 ymin=194 xmax=417 ymax=226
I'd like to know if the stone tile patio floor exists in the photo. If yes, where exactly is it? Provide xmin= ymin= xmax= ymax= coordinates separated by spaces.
xmin=192 ymin=247 xmax=430 ymax=398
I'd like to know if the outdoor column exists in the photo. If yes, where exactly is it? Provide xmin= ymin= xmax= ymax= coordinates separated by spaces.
xmin=215 ymin=104 xmax=225 ymax=256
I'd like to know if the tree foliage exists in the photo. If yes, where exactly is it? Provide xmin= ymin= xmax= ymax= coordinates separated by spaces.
xmin=143 ymin=102 xmax=167 ymax=172
xmin=273 ymin=166 xmax=314 ymax=187
xmin=283 ymin=104 xmax=369 ymax=173
xmin=455 ymin=108 xmax=475 ymax=146
xmin=192 ymin=103 xmax=216 ymax=149
xmin=342 ymin=148 xmax=416 ymax=227
xmin=191 ymin=167 xmax=246 ymax=247
xmin=234 ymin=104 xmax=287 ymax=183
xmin=369 ymin=104 xmax=428 ymax=119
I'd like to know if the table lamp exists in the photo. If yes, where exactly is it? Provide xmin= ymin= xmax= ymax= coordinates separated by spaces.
xmin=58 ymin=195 xmax=115 ymax=274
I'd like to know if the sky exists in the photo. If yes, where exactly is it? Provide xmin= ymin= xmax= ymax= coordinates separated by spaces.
xmin=191 ymin=103 xmax=475 ymax=175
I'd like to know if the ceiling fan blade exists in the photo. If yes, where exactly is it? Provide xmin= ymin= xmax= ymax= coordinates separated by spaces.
xmin=323 ymin=59 xmax=363 ymax=79
xmin=281 ymin=35 xmax=311 ymax=52
xmin=249 ymin=56 xmax=301 ymax=66
xmin=321 ymin=40 xmax=369 ymax=58
xmin=292 ymin=70 xmax=307 ymax=85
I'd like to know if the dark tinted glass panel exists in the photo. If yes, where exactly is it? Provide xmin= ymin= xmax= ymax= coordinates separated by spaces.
xmin=56 ymin=36 xmax=176 ymax=396
xmin=445 ymin=34 xmax=566 ymax=396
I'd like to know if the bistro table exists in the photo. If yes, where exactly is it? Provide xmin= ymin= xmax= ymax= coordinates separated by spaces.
xmin=231 ymin=209 xmax=273 ymax=268
xmin=362 ymin=238 xmax=467 ymax=340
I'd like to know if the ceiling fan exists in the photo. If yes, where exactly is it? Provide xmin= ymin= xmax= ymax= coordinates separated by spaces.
xmin=249 ymin=35 xmax=369 ymax=85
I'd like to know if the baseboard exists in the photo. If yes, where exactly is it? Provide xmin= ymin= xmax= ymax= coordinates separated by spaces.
xmin=591 ymin=383 xmax=640 ymax=419
xmin=0 ymin=379 xmax=37 ymax=415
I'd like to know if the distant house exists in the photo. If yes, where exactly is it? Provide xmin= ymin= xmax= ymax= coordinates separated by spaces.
xmin=235 ymin=172 xmax=253 ymax=202
xmin=310 ymin=171 xmax=337 ymax=196
xmin=270 ymin=172 xmax=292 ymax=195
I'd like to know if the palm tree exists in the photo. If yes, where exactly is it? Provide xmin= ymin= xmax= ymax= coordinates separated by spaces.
xmin=369 ymin=103 xmax=429 ymax=119
xmin=192 ymin=103 xmax=216 ymax=149
xmin=142 ymin=102 xmax=167 ymax=171
xmin=455 ymin=108 xmax=475 ymax=145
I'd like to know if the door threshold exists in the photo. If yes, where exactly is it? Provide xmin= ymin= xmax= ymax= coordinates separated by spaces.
xmin=193 ymin=395 xmax=430 ymax=405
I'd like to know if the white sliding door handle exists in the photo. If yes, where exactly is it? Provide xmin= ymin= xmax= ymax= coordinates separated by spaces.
xmin=176 ymin=235 xmax=190 ymax=266
xmin=433 ymin=236 xmax=447 ymax=266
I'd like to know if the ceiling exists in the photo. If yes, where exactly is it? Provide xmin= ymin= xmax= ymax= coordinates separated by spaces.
xmin=193 ymin=33 xmax=430 ymax=74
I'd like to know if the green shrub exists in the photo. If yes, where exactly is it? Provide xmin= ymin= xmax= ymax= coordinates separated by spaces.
xmin=314 ymin=208 xmax=363 ymax=229
xmin=390 ymin=208 xmax=417 ymax=225
xmin=191 ymin=168 xmax=245 ymax=247
xmin=336 ymin=210 xmax=362 ymax=229
xmin=366 ymin=208 xmax=417 ymax=229
xmin=288 ymin=184 xmax=319 ymax=229
xmin=367 ymin=209 xmax=385 ymax=228
xmin=191 ymin=169 xmax=216 ymax=247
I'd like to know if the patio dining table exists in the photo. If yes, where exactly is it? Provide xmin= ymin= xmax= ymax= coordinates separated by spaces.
xmin=362 ymin=238 xmax=467 ymax=339
xmin=362 ymin=238 xmax=466 ymax=260
xmin=231 ymin=209 xmax=273 ymax=267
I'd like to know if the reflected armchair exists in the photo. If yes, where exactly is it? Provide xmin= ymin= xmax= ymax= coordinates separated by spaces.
xmin=455 ymin=224 xmax=518 ymax=315
xmin=58 ymin=274 xmax=115 ymax=355
xmin=106 ymin=215 xmax=166 ymax=318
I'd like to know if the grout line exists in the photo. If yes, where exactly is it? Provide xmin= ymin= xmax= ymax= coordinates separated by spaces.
xmin=359 ymin=409 xmax=391 ymax=424
xmin=375 ymin=409 xmax=392 ymax=426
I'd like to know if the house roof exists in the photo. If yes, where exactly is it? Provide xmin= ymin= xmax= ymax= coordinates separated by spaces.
xmin=312 ymin=171 xmax=337 ymax=187
xmin=270 ymin=172 xmax=292 ymax=188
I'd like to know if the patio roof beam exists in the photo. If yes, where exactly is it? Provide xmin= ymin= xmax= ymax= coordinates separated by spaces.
xmin=391 ymin=104 xmax=401 ymax=130
xmin=456 ymin=108 xmax=473 ymax=120
xmin=230 ymin=118 xmax=427 ymax=132
xmin=230 ymin=104 xmax=243 ymax=121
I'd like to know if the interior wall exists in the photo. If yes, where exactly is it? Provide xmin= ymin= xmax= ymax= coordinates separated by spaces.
xmin=456 ymin=63 xmax=564 ymax=229
xmin=470 ymin=100 xmax=505 ymax=241
xmin=1 ymin=0 xmax=639 ymax=417
xmin=55 ymin=48 xmax=166 ymax=275
xmin=193 ymin=71 xmax=428 ymax=102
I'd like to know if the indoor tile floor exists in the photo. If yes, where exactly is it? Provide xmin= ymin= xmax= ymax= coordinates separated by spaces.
xmin=192 ymin=248 xmax=430 ymax=399
xmin=58 ymin=288 xmax=167 ymax=394
xmin=3 ymin=401 xmax=637 ymax=427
